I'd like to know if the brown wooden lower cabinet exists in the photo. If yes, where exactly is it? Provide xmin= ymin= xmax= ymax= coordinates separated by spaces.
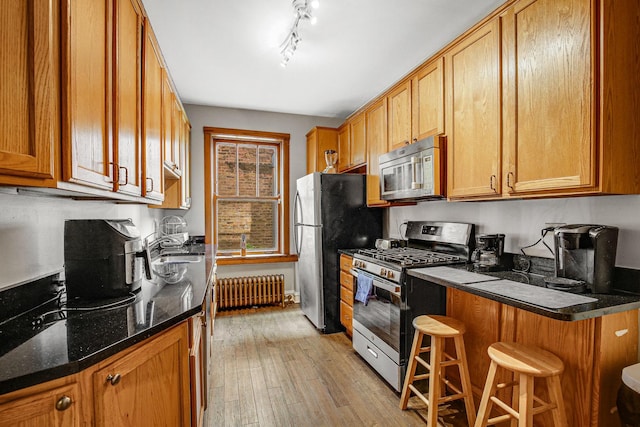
xmin=339 ymin=254 xmax=355 ymax=337
xmin=0 ymin=321 xmax=198 ymax=427
xmin=446 ymin=288 xmax=638 ymax=427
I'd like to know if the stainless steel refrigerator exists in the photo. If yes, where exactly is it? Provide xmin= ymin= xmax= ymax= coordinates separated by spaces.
xmin=294 ymin=173 xmax=382 ymax=333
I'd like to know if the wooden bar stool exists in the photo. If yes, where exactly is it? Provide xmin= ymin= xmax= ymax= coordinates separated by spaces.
xmin=474 ymin=342 xmax=568 ymax=427
xmin=399 ymin=315 xmax=476 ymax=427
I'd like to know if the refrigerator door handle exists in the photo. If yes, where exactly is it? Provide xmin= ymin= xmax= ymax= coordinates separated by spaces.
xmin=294 ymin=190 xmax=301 ymax=226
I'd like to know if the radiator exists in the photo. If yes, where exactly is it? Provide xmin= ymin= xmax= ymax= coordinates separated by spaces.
xmin=216 ymin=275 xmax=285 ymax=310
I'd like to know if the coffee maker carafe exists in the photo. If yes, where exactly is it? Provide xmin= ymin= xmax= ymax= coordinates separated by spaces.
xmin=553 ymin=224 xmax=618 ymax=293
xmin=472 ymin=234 xmax=505 ymax=271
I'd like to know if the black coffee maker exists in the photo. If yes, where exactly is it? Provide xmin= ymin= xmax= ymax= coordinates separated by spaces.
xmin=553 ymin=224 xmax=618 ymax=293
xmin=472 ymin=234 xmax=505 ymax=271
xmin=64 ymin=219 xmax=151 ymax=299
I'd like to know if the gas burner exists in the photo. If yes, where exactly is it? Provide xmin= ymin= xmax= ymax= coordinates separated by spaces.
xmin=356 ymin=247 xmax=462 ymax=268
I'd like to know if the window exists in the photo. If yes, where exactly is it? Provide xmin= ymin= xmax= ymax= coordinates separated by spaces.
xmin=204 ymin=127 xmax=292 ymax=261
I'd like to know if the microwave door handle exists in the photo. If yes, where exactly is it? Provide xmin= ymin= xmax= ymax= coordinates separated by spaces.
xmin=411 ymin=156 xmax=422 ymax=189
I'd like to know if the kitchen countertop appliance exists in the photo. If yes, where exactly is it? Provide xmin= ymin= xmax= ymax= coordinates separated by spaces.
xmin=553 ymin=224 xmax=618 ymax=293
xmin=350 ymin=221 xmax=475 ymax=391
xmin=378 ymin=135 xmax=446 ymax=201
xmin=294 ymin=173 xmax=382 ymax=333
xmin=64 ymin=219 xmax=151 ymax=299
xmin=472 ymin=233 xmax=505 ymax=271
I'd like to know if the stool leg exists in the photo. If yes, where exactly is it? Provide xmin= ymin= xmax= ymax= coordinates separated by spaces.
xmin=400 ymin=330 xmax=422 ymax=409
xmin=474 ymin=360 xmax=499 ymax=427
xmin=547 ymin=375 xmax=568 ymax=427
xmin=454 ymin=335 xmax=476 ymax=427
xmin=427 ymin=336 xmax=443 ymax=427
xmin=518 ymin=373 xmax=534 ymax=427
xmin=510 ymin=370 xmax=519 ymax=427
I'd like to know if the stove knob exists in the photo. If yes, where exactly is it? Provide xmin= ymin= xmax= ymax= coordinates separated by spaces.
xmin=380 ymin=268 xmax=386 ymax=276
xmin=386 ymin=271 xmax=394 ymax=279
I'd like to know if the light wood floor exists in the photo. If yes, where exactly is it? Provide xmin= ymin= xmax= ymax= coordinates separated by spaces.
xmin=207 ymin=305 xmax=469 ymax=427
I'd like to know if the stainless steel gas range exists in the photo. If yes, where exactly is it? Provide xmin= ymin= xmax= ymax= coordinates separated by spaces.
xmin=350 ymin=221 xmax=475 ymax=392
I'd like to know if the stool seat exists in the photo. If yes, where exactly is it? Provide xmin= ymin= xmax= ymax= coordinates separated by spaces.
xmin=488 ymin=342 xmax=564 ymax=377
xmin=413 ymin=314 xmax=466 ymax=337
xmin=400 ymin=315 xmax=475 ymax=427
xmin=475 ymin=341 xmax=568 ymax=427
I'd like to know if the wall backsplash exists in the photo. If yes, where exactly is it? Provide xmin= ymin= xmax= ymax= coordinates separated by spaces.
xmin=0 ymin=191 xmax=168 ymax=290
xmin=387 ymin=194 xmax=640 ymax=269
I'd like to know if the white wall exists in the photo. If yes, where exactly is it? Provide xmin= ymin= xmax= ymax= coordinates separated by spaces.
xmin=0 ymin=189 xmax=167 ymax=290
xmin=387 ymin=195 xmax=640 ymax=268
xmin=182 ymin=104 xmax=343 ymax=293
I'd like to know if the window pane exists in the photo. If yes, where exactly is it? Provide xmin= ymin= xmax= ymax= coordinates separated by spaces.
xmin=216 ymin=144 xmax=237 ymax=196
xmin=258 ymin=147 xmax=277 ymax=197
xmin=237 ymin=145 xmax=257 ymax=196
xmin=216 ymin=200 xmax=278 ymax=251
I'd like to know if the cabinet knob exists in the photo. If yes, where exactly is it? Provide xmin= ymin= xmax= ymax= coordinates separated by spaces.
xmin=106 ymin=373 xmax=121 ymax=386
xmin=413 ymin=138 xmax=417 ymax=143
xmin=55 ymin=395 xmax=72 ymax=411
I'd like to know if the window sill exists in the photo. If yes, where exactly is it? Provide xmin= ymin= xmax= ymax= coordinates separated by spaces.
xmin=216 ymin=254 xmax=299 ymax=266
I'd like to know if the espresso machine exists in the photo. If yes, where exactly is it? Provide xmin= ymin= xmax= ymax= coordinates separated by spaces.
xmin=472 ymin=234 xmax=505 ymax=271
xmin=553 ymin=224 xmax=618 ymax=293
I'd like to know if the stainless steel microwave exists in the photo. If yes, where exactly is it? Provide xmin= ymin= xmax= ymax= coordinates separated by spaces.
xmin=379 ymin=135 xmax=445 ymax=201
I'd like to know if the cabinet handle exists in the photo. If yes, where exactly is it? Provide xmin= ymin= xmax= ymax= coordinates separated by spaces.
xmin=404 ymin=140 xmax=410 ymax=145
xmin=55 ymin=395 xmax=72 ymax=411
xmin=412 ymin=138 xmax=417 ymax=143
xmin=490 ymin=175 xmax=497 ymax=192
xmin=507 ymin=172 xmax=515 ymax=191
xmin=106 ymin=373 xmax=121 ymax=386
xmin=119 ymin=166 xmax=129 ymax=185
xmin=146 ymin=177 xmax=154 ymax=192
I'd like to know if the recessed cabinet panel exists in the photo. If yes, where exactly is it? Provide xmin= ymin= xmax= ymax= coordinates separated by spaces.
xmin=365 ymin=99 xmax=389 ymax=206
xmin=349 ymin=112 xmax=366 ymax=167
xmin=412 ymin=57 xmax=445 ymax=140
xmin=387 ymin=81 xmax=412 ymax=151
xmin=446 ymin=19 xmax=502 ymax=199
xmin=0 ymin=0 xmax=56 ymax=181
xmin=337 ymin=125 xmax=349 ymax=172
xmin=503 ymin=0 xmax=593 ymax=194
xmin=62 ymin=0 xmax=114 ymax=190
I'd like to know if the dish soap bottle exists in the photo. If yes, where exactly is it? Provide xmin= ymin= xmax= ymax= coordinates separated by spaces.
xmin=240 ymin=234 xmax=247 ymax=257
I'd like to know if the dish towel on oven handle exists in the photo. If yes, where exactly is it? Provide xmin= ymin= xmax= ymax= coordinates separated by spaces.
xmin=355 ymin=273 xmax=373 ymax=305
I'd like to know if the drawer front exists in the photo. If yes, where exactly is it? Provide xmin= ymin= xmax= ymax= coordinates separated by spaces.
xmin=340 ymin=300 xmax=353 ymax=335
xmin=340 ymin=270 xmax=354 ymax=291
xmin=353 ymin=328 xmax=401 ymax=391
xmin=339 ymin=254 xmax=352 ymax=272
xmin=340 ymin=285 xmax=353 ymax=306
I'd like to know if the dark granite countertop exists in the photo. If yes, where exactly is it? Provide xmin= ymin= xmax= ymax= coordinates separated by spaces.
xmin=0 ymin=245 xmax=215 ymax=396
xmin=408 ymin=263 xmax=640 ymax=321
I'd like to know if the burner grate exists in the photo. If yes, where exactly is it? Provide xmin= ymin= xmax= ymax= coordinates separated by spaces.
xmin=357 ymin=247 xmax=462 ymax=267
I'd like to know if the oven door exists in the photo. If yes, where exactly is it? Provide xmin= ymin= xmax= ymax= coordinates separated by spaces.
xmin=352 ymin=269 xmax=402 ymax=356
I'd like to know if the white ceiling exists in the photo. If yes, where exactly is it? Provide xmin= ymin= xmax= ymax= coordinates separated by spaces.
xmin=141 ymin=0 xmax=506 ymax=119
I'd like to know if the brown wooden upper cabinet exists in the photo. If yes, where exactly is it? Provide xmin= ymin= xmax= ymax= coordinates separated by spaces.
xmin=412 ymin=57 xmax=445 ymax=141
xmin=338 ymin=112 xmax=366 ymax=173
xmin=0 ymin=0 xmax=57 ymax=186
xmin=447 ymin=0 xmax=640 ymax=200
xmin=337 ymin=124 xmax=350 ymax=172
xmin=61 ymin=0 xmax=115 ymax=191
xmin=501 ymin=0 xmax=593 ymax=196
xmin=365 ymin=98 xmax=390 ymax=206
xmin=445 ymin=18 xmax=502 ymax=199
xmin=387 ymin=80 xmax=413 ymax=151
xmin=142 ymin=20 xmax=165 ymax=201
xmin=305 ymin=127 xmax=338 ymax=174
xmin=113 ymin=0 xmax=144 ymax=197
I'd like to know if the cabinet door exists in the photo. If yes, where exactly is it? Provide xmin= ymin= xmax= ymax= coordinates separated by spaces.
xmin=445 ymin=19 xmax=502 ymax=199
xmin=306 ymin=129 xmax=318 ymax=173
xmin=412 ymin=57 xmax=445 ymax=140
xmin=141 ymin=21 xmax=164 ymax=201
xmin=113 ymin=0 xmax=143 ymax=196
xmin=93 ymin=323 xmax=191 ymax=427
xmin=365 ymin=98 xmax=390 ymax=206
xmin=502 ymin=0 xmax=594 ymax=195
xmin=180 ymin=114 xmax=191 ymax=208
xmin=62 ymin=0 xmax=114 ymax=190
xmin=349 ymin=112 xmax=366 ymax=167
xmin=0 ymin=383 xmax=80 ymax=427
xmin=387 ymin=80 xmax=412 ymax=150
xmin=446 ymin=289 xmax=501 ymax=396
xmin=190 ymin=314 xmax=206 ymax=427
xmin=337 ymin=124 xmax=350 ymax=172
xmin=0 ymin=0 xmax=56 ymax=181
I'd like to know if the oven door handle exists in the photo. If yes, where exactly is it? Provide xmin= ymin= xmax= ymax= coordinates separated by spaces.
xmin=352 ymin=268 xmax=401 ymax=295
